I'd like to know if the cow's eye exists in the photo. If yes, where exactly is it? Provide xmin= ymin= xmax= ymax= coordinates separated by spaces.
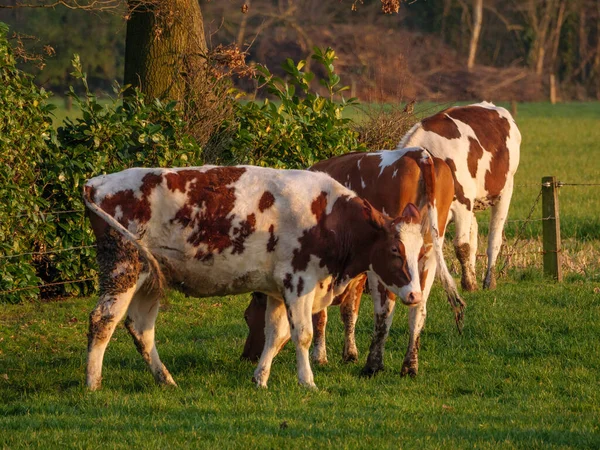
xmin=391 ymin=246 xmax=400 ymax=255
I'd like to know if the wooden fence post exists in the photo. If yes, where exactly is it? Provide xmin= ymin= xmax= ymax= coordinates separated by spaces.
xmin=542 ymin=176 xmax=563 ymax=281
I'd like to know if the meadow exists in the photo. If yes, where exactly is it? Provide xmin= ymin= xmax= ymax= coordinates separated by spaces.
xmin=1 ymin=101 xmax=599 ymax=448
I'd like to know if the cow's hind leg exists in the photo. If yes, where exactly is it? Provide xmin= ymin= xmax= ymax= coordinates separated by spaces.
xmin=484 ymin=180 xmax=514 ymax=290
xmin=253 ymin=296 xmax=290 ymax=388
xmin=87 ymin=231 xmax=145 ymax=390
xmin=124 ymin=284 xmax=176 ymax=387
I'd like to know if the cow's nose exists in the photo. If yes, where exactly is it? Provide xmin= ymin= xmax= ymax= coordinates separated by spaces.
xmin=405 ymin=291 xmax=422 ymax=305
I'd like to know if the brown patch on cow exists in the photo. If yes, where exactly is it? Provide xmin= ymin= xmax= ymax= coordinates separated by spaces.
xmin=446 ymin=106 xmax=511 ymax=196
xmin=165 ymin=167 xmax=246 ymax=260
xmin=97 ymin=172 xmax=163 ymax=229
xmin=467 ymin=137 xmax=483 ymax=179
xmin=444 ymin=158 xmax=471 ymax=211
xmin=283 ymin=273 xmax=294 ymax=292
xmin=258 ymin=191 xmax=275 ymax=212
xmin=297 ymin=277 xmax=304 ymax=296
xmin=232 ymin=213 xmax=256 ymax=255
xmin=421 ymin=111 xmax=461 ymax=139
xmin=267 ymin=224 xmax=278 ymax=252
xmin=420 ymin=269 xmax=429 ymax=291
xmin=311 ymin=191 xmax=328 ymax=222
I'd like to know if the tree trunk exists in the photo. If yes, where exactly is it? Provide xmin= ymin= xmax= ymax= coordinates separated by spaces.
xmin=467 ymin=0 xmax=483 ymax=72
xmin=124 ymin=0 xmax=208 ymax=102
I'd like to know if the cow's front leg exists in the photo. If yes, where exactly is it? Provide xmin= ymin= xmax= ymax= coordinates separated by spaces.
xmin=253 ymin=296 xmax=290 ymax=388
xmin=287 ymin=292 xmax=317 ymax=389
xmin=401 ymin=253 xmax=435 ymax=377
xmin=311 ymin=309 xmax=328 ymax=365
xmin=362 ymin=272 xmax=396 ymax=377
xmin=340 ymin=274 xmax=366 ymax=363
xmin=453 ymin=205 xmax=478 ymax=292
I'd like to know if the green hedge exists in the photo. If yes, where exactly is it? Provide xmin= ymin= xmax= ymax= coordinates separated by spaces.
xmin=0 ymin=22 xmax=362 ymax=302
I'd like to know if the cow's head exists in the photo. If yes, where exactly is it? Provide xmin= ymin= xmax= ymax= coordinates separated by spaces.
xmin=366 ymin=202 xmax=424 ymax=306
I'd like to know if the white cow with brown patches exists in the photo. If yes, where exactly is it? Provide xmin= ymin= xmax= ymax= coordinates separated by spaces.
xmin=399 ymin=101 xmax=521 ymax=290
xmin=242 ymin=148 xmax=465 ymax=377
xmin=83 ymin=165 xmax=425 ymax=390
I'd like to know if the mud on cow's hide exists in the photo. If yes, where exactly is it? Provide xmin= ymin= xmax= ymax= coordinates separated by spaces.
xmin=83 ymin=164 xmax=425 ymax=390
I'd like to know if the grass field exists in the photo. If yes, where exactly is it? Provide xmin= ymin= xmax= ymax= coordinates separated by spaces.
xmin=1 ymin=101 xmax=600 ymax=448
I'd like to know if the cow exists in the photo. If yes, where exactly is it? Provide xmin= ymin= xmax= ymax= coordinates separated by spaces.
xmin=242 ymin=148 xmax=465 ymax=377
xmin=83 ymin=165 xmax=428 ymax=390
xmin=399 ymin=101 xmax=521 ymax=290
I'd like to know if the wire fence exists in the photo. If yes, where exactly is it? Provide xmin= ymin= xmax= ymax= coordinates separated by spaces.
xmin=1 ymin=179 xmax=599 ymax=299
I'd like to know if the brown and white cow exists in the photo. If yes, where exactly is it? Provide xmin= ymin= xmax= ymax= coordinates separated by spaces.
xmin=399 ymin=101 xmax=521 ymax=290
xmin=83 ymin=165 xmax=426 ymax=390
xmin=242 ymin=148 xmax=466 ymax=377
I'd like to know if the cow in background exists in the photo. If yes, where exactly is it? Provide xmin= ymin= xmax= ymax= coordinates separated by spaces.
xmin=243 ymin=148 xmax=465 ymax=377
xmin=399 ymin=101 xmax=521 ymax=290
xmin=83 ymin=165 xmax=426 ymax=390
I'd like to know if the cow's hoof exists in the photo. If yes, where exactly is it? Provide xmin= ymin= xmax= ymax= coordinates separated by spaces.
xmin=360 ymin=365 xmax=384 ymax=378
xmin=342 ymin=353 xmax=359 ymax=363
xmin=313 ymin=357 xmax=328 ymax=366
xmin=299 ymin=381 xmax=318 ymax=390
xmin=483 ymin=274 xmax=496 ymax=290
xmin=87 ymin=381 xmax=102 ymax=391
xmin=400 ymin=364 xmax=418 ymax=378
xmin=461 ymin=278 xmax=478 ymax=292
xmin=252 ymin=376 xmax=268 ymax=389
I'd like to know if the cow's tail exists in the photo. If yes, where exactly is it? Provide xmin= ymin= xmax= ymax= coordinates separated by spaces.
xmin=415 ymin=149 xmax=466 ymax=333
xmin=83 ymin=184 xmax=166 ymax=297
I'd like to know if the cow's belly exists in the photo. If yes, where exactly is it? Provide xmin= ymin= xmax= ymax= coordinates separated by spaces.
xmin=155 ymin=249 xmax=277 ymax=298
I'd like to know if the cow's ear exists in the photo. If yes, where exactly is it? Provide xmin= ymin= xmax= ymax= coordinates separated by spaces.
xmin=363 ymin=200 xmax=386 ymax=229
xmin=392 ymin=203 xmax=421 ymax=226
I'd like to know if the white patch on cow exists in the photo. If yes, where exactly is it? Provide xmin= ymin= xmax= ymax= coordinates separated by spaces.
xmin=392 ymin=169 xmax=398 ymax=178
xmin=396 ymin=221 xmax=424 ymax=298
xmin=367 ymin=147 xmax=426 ymax=176
xmin=361 ymin=178 xmax=366 ymax=189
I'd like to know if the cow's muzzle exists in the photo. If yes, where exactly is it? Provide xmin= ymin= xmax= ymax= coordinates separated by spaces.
xmin=402 ymin=291 xmax=423 ymax=306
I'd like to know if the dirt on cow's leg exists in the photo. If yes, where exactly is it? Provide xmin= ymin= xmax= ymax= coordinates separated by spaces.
xmin=311 ymin=309 xmax=328 ymax=365
xmin=87 ymin=231 xmax=143 ymax=391
xmin=455 ymin=242 xmax=478 ymax=292
xmin=401 ymin=302 xmax=427 ymax=377
xmin=361 ymin=276 xmax=395 ymax=377
xmin=340 ymin=275 xmax=365 ymax=363
xmin=125 ymin=283 xmax=176 ymax=387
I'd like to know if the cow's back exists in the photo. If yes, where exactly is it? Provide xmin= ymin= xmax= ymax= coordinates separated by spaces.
xmin=399 ymin=102 xmax=520 ymax=206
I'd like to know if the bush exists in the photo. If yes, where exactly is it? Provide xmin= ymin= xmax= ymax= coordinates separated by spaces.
xmin=220 ymin=47 xmax=366 ymax=168
xmin=0 ymin=22 xmax=56 ymax=302
xmin=34 ymin=55 xmax=203 ymax=299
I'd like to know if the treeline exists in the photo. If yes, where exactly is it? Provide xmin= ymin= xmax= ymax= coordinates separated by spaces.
xmin=1 ymin=0 xmax=599 ymax=100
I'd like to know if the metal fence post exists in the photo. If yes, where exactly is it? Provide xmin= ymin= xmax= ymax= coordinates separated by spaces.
xmin=542 ymin=176 xmax=563 ymax=281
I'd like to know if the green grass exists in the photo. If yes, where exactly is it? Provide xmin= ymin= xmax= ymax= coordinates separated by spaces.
xmin=4 ymin=101 xmax=596 ymax=447
xmin=2 ymin=282 xmax=600 ymax=448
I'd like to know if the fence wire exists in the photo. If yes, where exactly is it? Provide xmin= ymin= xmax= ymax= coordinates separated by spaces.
xmin=1 ymin=178 xmax=598 ymax=298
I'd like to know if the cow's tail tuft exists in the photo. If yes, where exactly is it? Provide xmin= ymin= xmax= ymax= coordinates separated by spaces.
xmin=82 ymin=184 xmax=166 ymax=297
xmin=416 ymin=148 xmax=466 ymax=333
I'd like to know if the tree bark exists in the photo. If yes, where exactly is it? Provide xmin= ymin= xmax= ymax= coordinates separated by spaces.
xmin=467 ymin=0 xmax=483 ymax=72
xmin=124 ymin=0 xmax=208 ymax=102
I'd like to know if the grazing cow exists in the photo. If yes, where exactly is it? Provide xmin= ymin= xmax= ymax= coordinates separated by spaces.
xmin=83 ymin=165 xmax=426 ymax=390
xmin=399 ymin=101 xmax=521 ymax=290
xmin=242 ymin=148 xmax=465 ymax=377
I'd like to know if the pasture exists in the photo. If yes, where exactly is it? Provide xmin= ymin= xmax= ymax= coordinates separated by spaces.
xmin=1 ymin=102 xmax=600 ymax=448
